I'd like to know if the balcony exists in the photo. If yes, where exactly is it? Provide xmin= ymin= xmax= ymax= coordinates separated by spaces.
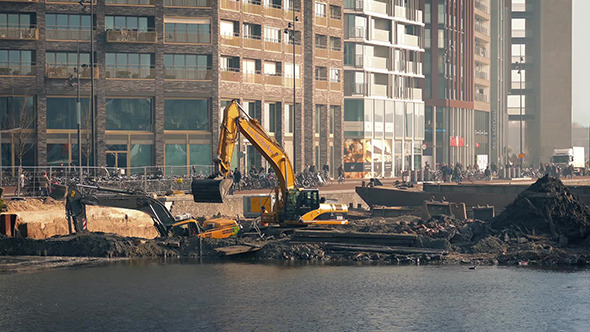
xmin=0 ymin=63 xmax=35 ymax=76
xmin=46 ymin=64 xmax=95 ymax=79
xmin=315 ymin=14 xmax=327 ymax=26
xmin=164 ymin=0 xmax=211 ymax=6
xmin=106 ymin=29 xmax=156 ymax=43
xmin=106 ymin=0 xmax=154 ymax=5
xmin=243 ymin=1 xmax=262 ymax=15
xmin=46 ymin=28 xmax=91 ymax=41
xmin=221 ymin=0 xmax=240 ymax=11
xmin=0 ymin=26 xmax=38 ymax=40
xmin=475 ymin=46 xmax=488 ymax=58
xmin=220 ymin=33 xmax=240 ymax=47
xmin=315 ymin=46 xmax=328 ymax=58
xmin=315 ymin=79 xmax=328 ymax=90
xmin=165 ymin=31 xmax=210 ymax=44
xmin=265 ymin=74 xmax=282 ymax=86
xmin=266 ymin=4 xmax=283 ymax=18
xmin=475 ymin=71 xmax=488 ymax=80
xmin=243 ymin=35 xmax=262 ymax=49
xmin=264 ymin=39 xmax=282 ymax=52
xmin=165 ymin=67 xmax=212 ymax=80
xmin=243 ymin=71 xmax=262 ymax=84
xmin=283 ymin=8 xmax=301 ymax=20
xmin=349 ymin=26 xmax=365 ymax=39
xmin=475 ymin=93 xmax=488 ymax=103
xmin=105 ymin=66 xmax=154 ymax=79
xmin=403 ymin=34 xmax=421 ymax=48
xmin=283 ymin=76 xmax=301 ymax=88
xmin=475 ymin=25 xmax=488 ymax=36
xmin=220 ymin=68 xmax=241 ymax=82
xmin=475 ymin=1 xmax=489 ymax=14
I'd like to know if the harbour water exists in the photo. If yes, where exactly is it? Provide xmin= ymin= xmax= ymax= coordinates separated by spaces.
xmin=0 ymin=260 xmax=588 ymax=331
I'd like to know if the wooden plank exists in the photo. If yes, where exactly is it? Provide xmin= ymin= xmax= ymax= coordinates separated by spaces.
xmin=215 ymin=244 xmax=262 ymax=256
xmin=325 ymin=244 xmax=446 ymax=255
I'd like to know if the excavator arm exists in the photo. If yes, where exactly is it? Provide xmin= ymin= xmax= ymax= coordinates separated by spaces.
xmin=65 ymin=184 xmax=173 ymax=237
xmin=192 ymin=99 xmax=295 ymax=202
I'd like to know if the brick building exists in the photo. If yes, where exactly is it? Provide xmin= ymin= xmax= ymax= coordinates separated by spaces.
xmin=0 ymin=0 xmax=344 ymax=176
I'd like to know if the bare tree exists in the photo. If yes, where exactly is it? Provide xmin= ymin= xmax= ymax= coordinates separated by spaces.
xmin=2 ymin=95 xmax=35 ymax=167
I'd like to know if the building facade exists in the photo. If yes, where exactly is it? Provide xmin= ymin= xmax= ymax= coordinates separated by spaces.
xmin=342 ymin=0 xmax=425 ymax=178
xmin=509 ymin=0 xmax=572 ymax=165
xmin=423 ymin=0 xmax=494 ymax=170
xmin=0 ymin=0 xmax=344 ymax=176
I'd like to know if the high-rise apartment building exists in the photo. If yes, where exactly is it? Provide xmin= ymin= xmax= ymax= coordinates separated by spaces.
xmin=0 ymin=0 xmax=344 ymax=175
xmin=423 ymin=0 xmax=492 ymax=169
xmin=342 ymin=0 xmax=425 ymax=178
xmin=509 ymin=0 xmax=572 ymax=165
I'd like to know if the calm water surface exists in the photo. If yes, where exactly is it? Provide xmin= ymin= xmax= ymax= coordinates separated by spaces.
xmin=0 ymin=260 xmax=589 ymax=332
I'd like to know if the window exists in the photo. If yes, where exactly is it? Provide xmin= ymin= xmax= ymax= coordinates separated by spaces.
xmin=46 ymin=52 xmax=91 ymax=78
xmin=284 ymin=63 xmax=299 ymax=78
xmin=105 ymin=16 xmax=151 ymax=31
xmin=164 ymin=54 xmax=211 ymax=80
xmin=220 ymin=56 xmax=240 ymax=71
xmin=264 ymin=102 xmax=278 ymax=133
xmin=105 ymin=53 xmax=154 ymax=79
xmin=330 ymin=36 xmax=341 ymax=51
xmin=264 ymin=27 xmax=281 ymax=43
xmin=329 ymin=5 xmax=341 ymax=19
xmin=330 ymin=68 xmax=340 ymax=82
xmin=0 ymin=96 xmax=35 ymax=130
xmin=315 ymin=2 xmax=326 ymax=17
xmin=46 ymin=14 xmax=91 ymax=40
xmin=0 ymin=50 xmax=35 ymax=76
xmin=220 ymin=20 xmax=238 ymax=37
xmin=47 ymin=97 xmax=90 ymax=130
xmin=164 ymin=99 xmax=209 ymax=130
xmin=344 ymin=99 xmax=363 ymax=122
xmin=329 ymin=105 xmax=338 ymax=135
xmin=284 ymin=104 xmax=294 ymax=133
xmin=315 ymin=105 xmax=326 ymax=134
xmin=315 ymin=66 xmax=327 ymax=81
xmin=164 ymin=18 xmax=211 ymax=43
xmin=243 ymin=23 xmax=261 ymax=39
xmin=315 ymin=34 xmax=327 ymax=48
xmin=164 ymin=0 xmax=212 ymax=7
xmin=0 ymin=13 xmax=34 ymax=29
xmin=106 ymin=98 xmax=153 ymax=131
xmin=264 ymin=61 xmax=281 ymax=76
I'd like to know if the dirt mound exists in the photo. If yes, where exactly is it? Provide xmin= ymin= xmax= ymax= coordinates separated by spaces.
xmin=7 ymin=198 xmax=63 ymax=212
xmin=492 ymin=175 xmax=590 ymax=243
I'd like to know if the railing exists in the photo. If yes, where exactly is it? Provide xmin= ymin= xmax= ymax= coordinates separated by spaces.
xmin=0 ymin=63 xmax=35 ymax=76
xmin=266 ymin=3 xmax=283 ymax=18
xmin=475 ymin=93 xmax=488 ymax=102
xmin=164 ymin=0 xmax=211 ymax=6
xmin=106 ymin=29 xmax=157 ymax=43
xmin=165 ymin=31 xmax=211 ymax=44
xmin=243 ymin=34 xmax=262 ymax=49
xmin=475 ymin=24 xmax=488 ymax=36
xmin=475 ymin=71 xmax=488 ymax=80
xmin=475 ymin=46 xmax=488 ymax=57
xmin=265 ymin=74 xmax=283 ymax=86
xmin=220 ymin=68 xmax=241 ymax=82
xmin=46 ymin=28 xmax=91 ymax=41
xmin=105 ymin=66 xmax=155 ymax=79
xmin=220 ymin=33 xmax=240 ymax=47
xmin=355 ymin=55 xmax=364 ymax=67
xmin=243 ymin=71 xmax=263 ymax=84
xmin=283 ymin=76 xmax=301 ymax=87
xmin=221 ymin=0 xmax=240 ymax=10
xmin=403 ymin=34 xmax=421 ymax=48
xmin=164 ymin=67 xmax=212 ymax=80
xmin=0 ymin=26 xmax=38 ymax=40
xmin=106 ymin=0 xmax=154 ymax=5
xmin=349 ymin=26 xmax=365 ymax=39
xmin=475 ymin=1 xmax=489 ymax=14
xmin=344 ymin=0 xmax=363 ymax=11
xmin=243 ymin=0 xmax=262 ymax=14
xmin=46 ymin=64 xmax=94 ymax=79
xmin=354 ymin=83 xmax=365 ymax=94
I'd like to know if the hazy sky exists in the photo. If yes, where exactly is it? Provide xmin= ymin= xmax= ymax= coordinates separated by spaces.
xmin=573 ymin=0 xmax=590 ymax=126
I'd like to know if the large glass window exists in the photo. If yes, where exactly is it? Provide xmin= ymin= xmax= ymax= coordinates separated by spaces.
xmin=130 ymin=144 xmax=152 ymax=169
xmin=264 ymin=102 xmax=278 ymax=133
xmin=163 ymin=54 xmax=211 ymax=80
xmin=344 ymin=99 xmax=363 ymax=122
xmin=165 ymin=144 xmax=187 ymax=175
xmin=105 ymin=16 xmax=151 ymax=31
xmin=105 ymin=53 xmax=154 ymax=79
xmin=164 ymin=99 xmax=209 ymax=130
xmin=47 ymin=97 xmax=89 ymax=130
xmin=106 ymin=98 xmax=152 ymax=131
xmin=0 ymin=50 xmax=35 ymax=76
xmin=47 ymin=144 xmax=69 ymax=166
xmin=0 ymin=96 xmax=35 ymax=129
xmin=46 ymin=14 xmax=91 ymax=40
xmin=164 ymin=19 xmax=211 ymax=43
xmin=189 ymin=144 xmax=212 ymax=173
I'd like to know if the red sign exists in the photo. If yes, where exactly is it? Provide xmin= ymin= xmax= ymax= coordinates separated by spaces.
xmin=450 ymin=136 xmax=465 ymax=147
xmin=475 ymin=143 xmax=480 ymax=148
xmin=450 ymin=136 xmax=457 ymax=147
xmin=458 ymin=137 xmax=465 ymax=147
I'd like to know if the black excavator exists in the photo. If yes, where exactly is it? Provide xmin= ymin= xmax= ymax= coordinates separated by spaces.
xmin=54 ymin=184 xmax=240 ymax=238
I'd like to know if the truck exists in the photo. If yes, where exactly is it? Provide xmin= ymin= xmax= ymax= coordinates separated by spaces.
xmin=551 ymin=147 xmax=585 ymax=175
xmin=192 ymin=99 xmax=348 ymax=225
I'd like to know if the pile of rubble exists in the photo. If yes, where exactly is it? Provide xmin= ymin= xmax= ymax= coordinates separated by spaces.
xmin=492 ymin=175 xmax=590 ymax=244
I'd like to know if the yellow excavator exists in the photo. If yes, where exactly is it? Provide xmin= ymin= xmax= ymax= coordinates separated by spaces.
xmin=192 ymin=99 xmax=348 ymax=225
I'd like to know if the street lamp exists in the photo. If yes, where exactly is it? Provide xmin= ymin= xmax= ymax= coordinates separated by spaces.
xmin=284 ymin=13 xmax=298 ymax=172
xmin=79 ymin=0 xmax=96 ymax=170
xmin=515 ymin=56 xmax=524 ymax=175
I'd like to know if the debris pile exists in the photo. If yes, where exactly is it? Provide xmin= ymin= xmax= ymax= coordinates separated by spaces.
xmin=492 ymin=175 xmax=590 ymax=244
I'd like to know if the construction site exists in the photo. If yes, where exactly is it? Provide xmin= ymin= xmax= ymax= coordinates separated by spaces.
xmin=2 ymin=100 xmax=590 ymax=271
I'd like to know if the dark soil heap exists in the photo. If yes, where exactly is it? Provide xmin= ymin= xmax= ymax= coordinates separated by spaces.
xmin=492 ymin=175 xmax=590 ymax=243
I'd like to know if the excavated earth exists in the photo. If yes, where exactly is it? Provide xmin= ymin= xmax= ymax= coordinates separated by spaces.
xmin=4 ymin=176 xmax=590 ymax=270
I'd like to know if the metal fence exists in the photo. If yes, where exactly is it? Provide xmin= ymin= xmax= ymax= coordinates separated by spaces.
xmin=1 ymin=165 xmax=214 ymax=197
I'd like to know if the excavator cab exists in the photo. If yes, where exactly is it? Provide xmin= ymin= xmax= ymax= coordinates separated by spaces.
xmin=191 ymin=178 xmax=233 ymax=203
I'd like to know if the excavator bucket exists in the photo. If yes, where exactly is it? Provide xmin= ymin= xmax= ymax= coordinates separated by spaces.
xmin=191 ymin=178 xmax=233 ymax=203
